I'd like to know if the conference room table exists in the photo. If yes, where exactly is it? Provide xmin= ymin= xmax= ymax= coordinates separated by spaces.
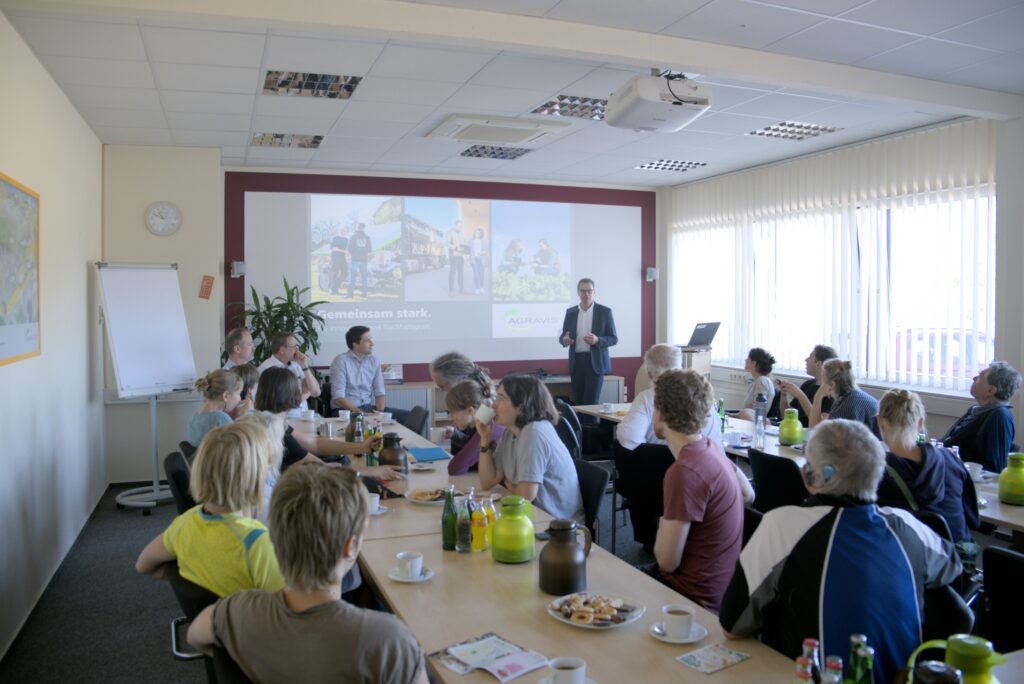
xmin=974 ymin=476 xmax=1024 ymax=551
xmin=288 ymin=416 xmax=554 ymax=540
xmin=292 ymin=414 xmax=796 ymax=682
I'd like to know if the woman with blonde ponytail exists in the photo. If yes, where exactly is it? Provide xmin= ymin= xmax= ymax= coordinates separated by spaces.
xmin=876 ymin=389 xmax=979 ymax=541
xmin=187 ymin=369 xmax=244 ymax=447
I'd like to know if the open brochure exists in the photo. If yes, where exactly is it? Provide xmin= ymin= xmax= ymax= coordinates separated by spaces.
xmin=429 ymin=633 xmax=548 ymax=682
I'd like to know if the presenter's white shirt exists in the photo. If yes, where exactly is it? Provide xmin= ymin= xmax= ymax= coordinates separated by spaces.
xmin=574 ymin=304 xmax=594 ymax=353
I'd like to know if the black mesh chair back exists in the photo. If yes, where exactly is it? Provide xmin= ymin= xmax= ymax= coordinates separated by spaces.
xmin=573 ymin=458 xmax=610 ymax=543
xmin=921 ymin=584 xmax=974 ymax=641
xmin=399 ymin=405 xmax=429 ymax=437
xmin=164 ymin=451 xmax=196 ymax=514
xmin=213 ymin=647 xmax=252 ymax=684
xmin=179 ymin=440 xmax=197 ymax=462
xmin=914 ymin=510 xmax=953 ymax=541
xmin=163 ymin=562 xmax=218 ymax=666
xmin=742 ymin=506 xmax=763 ymax=548
xmin=767 ymin=390 xmax=783 ymax=421
xmin=555 ymin=398 xmax=583 ymax=440
xmin=556 ymin=416 xmax=582 ymax=461
xmin=980 ymin=546 xmax=1024 ymax=652
xmin=747 ymin=447 xmax=808 ymax=513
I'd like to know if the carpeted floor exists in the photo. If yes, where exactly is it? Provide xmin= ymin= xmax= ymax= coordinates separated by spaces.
xmin=0 ymin=477 xmax=647 ymax=683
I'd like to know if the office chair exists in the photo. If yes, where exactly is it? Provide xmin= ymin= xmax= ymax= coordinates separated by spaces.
xmin=164 ymin=451 xmax=196 ymax=514
xmin=399 ymin=405 xmax=429 ymax=437
xmin=921 ymin=584 xmax=974 ymax=641
xmin=554 ymin=398 xmax=583 ymax=446
xmin=573 ymin=458 xmax=610 ymax=544
xmin=163 ymin=562 xmax=217 ymax=668
xmin=556 ymin=416 xmax=582 ymax=461
xmin=742 ymin=506 xmax=763 ymax=548
xmin=610 ymin=441 xmax=674 ymax=553
xmin=747 ymin=448 xmax=808 ymax=513
xmin=977 ymin=546 xmax=1024 ymax=652
xmin=179 ymin=440 xmax=197 ymax=462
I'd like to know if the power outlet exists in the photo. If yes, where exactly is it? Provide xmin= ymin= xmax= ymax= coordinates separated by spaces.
xmin=729 ymin=373 xmax=748 ymax=383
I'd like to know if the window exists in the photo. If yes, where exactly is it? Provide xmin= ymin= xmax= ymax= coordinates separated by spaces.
xmin=667 ymin=120 xmax=995 ymax=394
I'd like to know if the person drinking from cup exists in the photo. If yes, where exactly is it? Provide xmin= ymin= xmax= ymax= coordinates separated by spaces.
xmin=648 ymin=369 xmax=744 ymax=614
xmin=187 ymin=465 xmax=429 ymax=684
xmin=445 ymin=379 xmax=504 ymax=475
xmin=876 ymin=389 xmax=980 ymax=542
xmin=430 ymin=351 xmax=494 ymax=458
xmin=477 ymin=374 xmax=583 ymax=521
xmin=719 ymin=419 xmax=962 ymax=684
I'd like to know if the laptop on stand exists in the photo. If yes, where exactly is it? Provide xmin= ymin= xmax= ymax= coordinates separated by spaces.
xmin=680 ymin=322 xmax=720 ymax=351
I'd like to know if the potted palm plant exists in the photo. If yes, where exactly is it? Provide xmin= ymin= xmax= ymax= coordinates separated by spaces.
xmin=232 ymin=277 xmax=327 ymax=365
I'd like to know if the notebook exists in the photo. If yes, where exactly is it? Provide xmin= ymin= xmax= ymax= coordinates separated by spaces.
xmin=408 ymin=447 xmax=451 ymax=463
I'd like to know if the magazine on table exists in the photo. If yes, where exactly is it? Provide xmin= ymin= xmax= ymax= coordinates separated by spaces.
xmin=428 ymin=632 xmax=547 ymax=682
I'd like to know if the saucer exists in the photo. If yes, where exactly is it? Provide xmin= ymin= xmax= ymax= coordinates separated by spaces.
xmin=388 ymin=567 xmax=434 ymax=583
xmin=538 ymin=678 xmax=596 ymax=684
xmin=370 ymin=505 xmax=390 ymax=516
xmin=410 ymin=463 xmax=435 ymax=472
xmin=649 ymin=621 xmax=708 ymax=644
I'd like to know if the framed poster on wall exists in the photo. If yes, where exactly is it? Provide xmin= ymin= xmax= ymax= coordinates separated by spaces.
xmin=0 ymin=172 xmax=40 ymax=366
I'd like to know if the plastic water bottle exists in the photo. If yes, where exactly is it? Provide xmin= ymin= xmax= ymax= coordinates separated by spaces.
xmin=754 ymin=392 xmax=768 ymax=427
xmin=754 ymin=415 xmax=766 ymax=450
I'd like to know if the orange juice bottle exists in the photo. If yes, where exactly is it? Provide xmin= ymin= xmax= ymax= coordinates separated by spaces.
xmin=471 ymin=497 xmax=489 ymax=552
xmin=482 ymin=496 xmax=498 ymax=547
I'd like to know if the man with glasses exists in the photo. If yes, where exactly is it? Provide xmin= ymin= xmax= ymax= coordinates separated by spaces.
xmin=222 ymin=327 xmax=255 ymax=370
xmin=257 ymin=331 xmax=321 ymax=417
xmin=559 ymin=278 xmax=617 ymax=420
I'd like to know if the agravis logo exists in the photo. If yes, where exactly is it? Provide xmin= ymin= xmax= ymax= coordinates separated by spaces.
xmin=503 ymin=309 xmax=559 ymax=332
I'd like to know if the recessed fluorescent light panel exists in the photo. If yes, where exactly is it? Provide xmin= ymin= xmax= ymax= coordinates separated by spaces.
xmin=251 ymin=133 xmax=324 ymax=149
xmin=635 ymin=159 xmax=707 ymax=172
xmin=460 ymin=145 xmax=533 ymax=160
xmin=749 ymin=121 xmax=842 ymax=141
xmin=263 ymin=71 xmax=362 ymax=99
xmin=532 ymin=95 xmax=608 ymax=121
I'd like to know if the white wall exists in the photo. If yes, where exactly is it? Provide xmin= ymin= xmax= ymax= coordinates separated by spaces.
xmin=102 ymin=146 xmax=224 ymax=482
xmin=0 ymin=13 xmax=104 ymax=658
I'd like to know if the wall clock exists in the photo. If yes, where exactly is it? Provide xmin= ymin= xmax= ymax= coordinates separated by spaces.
xmin=144 ymin=201 xmax=182 ymax=236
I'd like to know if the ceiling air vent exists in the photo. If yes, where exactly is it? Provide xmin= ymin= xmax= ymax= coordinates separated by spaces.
xmin=748 ymin=121 xmax=842 ymax=141
xmin=460 ymin=145 xmax=533 ymax=160
xmin=635 ymin=159 xmax=707 ymax=172
xmin=427 ymin=114 xmax=571 ymax=145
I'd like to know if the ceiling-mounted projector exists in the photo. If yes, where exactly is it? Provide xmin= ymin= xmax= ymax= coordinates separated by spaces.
xmin=604 ymin=75 xmax=711 ymax=133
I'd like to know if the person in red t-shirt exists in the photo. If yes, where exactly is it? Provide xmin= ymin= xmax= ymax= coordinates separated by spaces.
xmin=651 ymin=369 xmax=744 ymax=614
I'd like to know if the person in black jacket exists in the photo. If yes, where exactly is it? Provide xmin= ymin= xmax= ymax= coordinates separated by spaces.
xmin=559 ymin=278 xmax=617 ymax=419
xmin=876 ymin=389 xmax=979 ymax=542
xmin=941 ymin=361 xmax=1021 ymax=473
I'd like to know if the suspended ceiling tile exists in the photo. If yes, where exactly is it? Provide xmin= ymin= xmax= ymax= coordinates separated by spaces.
xmin=858 ymin=39 xmax=1001 ymax=79
xmin=725 ymin=92 xmax=839 ymax=119
xmin=469 ymin=55 xmax=596 ymax=94
xmin=442 ymin=84 xmax=552 ymax=114
xmin=340 ymin=100 xmax=438 ymax=124
xmin=35 ymin=54 xmax=154 ymax=88
xmin=942 ymin=53 xmax=1024 ymax=94
xmin=661 ymin=0 xmax=825 ymax=49
xmin=166 ymin=111 xmax=252 ymax=132
xmin=686 ymin=112 xmax=782 ymax=135
xmin=936 ymin=3 xmax=1024 ymax=53
xmin=62 ymin=85 xmax=162 ymax=111
xmin=559 ymin=67 xmax=638 ymax=100
xmin=766 ymin=19 xmax=920 ymax=64
xmin=749 ymin=0 xmax=869 ymax=15
xmin=93 ymin=126 xmax=172 ymax=144
xmin=330 ymin=118 xmax=418 ymax=139
xmin=152 ymin=63 xmax=260 ymax=94
xmin=263 ymin=34 xmax=385 ymax=75
xmin=842 ymin=0 xmax=1021 ymax=37
xmin=8 ymin=14 xmax=146 ymax=60
xmin=81 ymin=107 xmax=168 ymax=128
xmin=161 ymin=91 xmax=255 ymax=115
xmin=141 ymin=26 xmax=265 ymax=67
xmin=256 ymin=94 xmax=347 ymax=118
xmin=367 ymin=44 xmax=496 ymax=83
xmin=171 ymin=130 xmax=250 ymax=146
xmin=351 ymin=77 xmax=462 ymax=106
xmin=252 ymin=114 xmax=335 ymax=136
xmin=313 ymin=136 xmax=394 ymax=163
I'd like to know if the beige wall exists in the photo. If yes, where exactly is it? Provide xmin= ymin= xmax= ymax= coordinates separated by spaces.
xmin=0 ymin=13 xmax=104 ymax=658
xmin=102 ymin=146 xmax=224 ymax=482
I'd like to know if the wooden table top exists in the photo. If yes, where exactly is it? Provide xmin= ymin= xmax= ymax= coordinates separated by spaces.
xmin=723 ymin=417 xmax=807 ymax=467
xmin=573 ymin=403 xmax=631 ymax=423
xmin=975 ymin=477 xmax=1024 ymax=534
xmin=289 ymin=417 xmax=553 ymax=540
xmin=358 ymin=533 xmax=795 ymax=683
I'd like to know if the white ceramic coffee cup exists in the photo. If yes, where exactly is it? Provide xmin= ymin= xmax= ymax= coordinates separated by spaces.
xmin=380 ymin=412 xmax=393 ymax=423
xmin=549 ymin=656 xmax=586 ymax=684
xmin=337 ymin=410 xmax=351 ymax=423
xmin=602 ymin=402 xmax=614 ymax=412
xmin=303 ymin=409 xmax=316 ymax=421
xmin=367 ymin=493 xmax=380 ymax=515
xmin=474 ymin=404 xmax=495 ymax=424
xmin=965 ymin=462 xmax=984 ymax=481
xmin=662 ymin=604 xmax=694 ymax=640
xmin=396 ymin=551 xmax=423 ymax=580
xmin=429 ymin=427 xmax=447 ymax=444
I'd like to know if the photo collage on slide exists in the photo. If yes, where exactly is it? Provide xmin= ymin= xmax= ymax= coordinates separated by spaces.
xmin=308 ymin=195 xmax=573 ymax=341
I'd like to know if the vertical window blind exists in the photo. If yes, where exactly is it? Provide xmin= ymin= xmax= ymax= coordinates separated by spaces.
xmin=667 ymin=119 xmax=996 ymax=394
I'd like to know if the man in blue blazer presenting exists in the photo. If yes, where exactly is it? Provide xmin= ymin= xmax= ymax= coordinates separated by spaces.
xmin=560 ymin=278 xmax=618 ymax=418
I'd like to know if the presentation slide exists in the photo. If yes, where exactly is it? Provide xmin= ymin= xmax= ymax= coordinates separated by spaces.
xmin=245 ymin=192 xmax=641 ymax=367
